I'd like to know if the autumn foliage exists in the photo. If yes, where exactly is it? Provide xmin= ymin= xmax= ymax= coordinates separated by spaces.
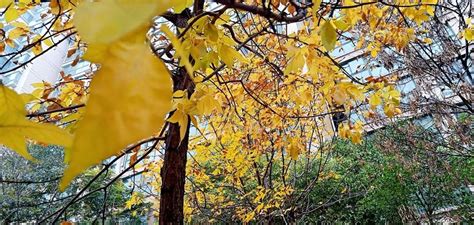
xmin=0 ymin=0 xmax=471 ymax=223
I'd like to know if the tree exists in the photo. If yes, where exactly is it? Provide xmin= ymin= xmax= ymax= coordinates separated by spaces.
xmin=372 ymin=121 xmax=473 ymax=224
xmin=0 ymin=0 xmax=462 ymax=223
xmin=378 ymin=0 xmax=473 ymax=157
xmin=0 ymin=145 xmax=142 ymax=223
xmin=154 ymin=123 xmax=471 ymax=223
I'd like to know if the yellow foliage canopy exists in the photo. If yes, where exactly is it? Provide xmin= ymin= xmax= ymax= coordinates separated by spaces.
xmin=0 ymin=0 xmax=442 ymax=201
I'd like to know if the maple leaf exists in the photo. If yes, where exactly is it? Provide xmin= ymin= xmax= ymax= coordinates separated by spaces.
xmin=0 ymin=85 xmax=72 ymax=160
xmin=59 ymin=36 xmax=172 ymax=190
xmin=59 ymin=0 xmax=190 ymax=190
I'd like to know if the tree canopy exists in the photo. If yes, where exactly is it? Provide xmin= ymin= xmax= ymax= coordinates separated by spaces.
xmin=0 ymin=0 xmax=472 ymax=223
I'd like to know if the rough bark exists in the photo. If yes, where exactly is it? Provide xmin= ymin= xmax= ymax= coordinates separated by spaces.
xmin=159 ymin=68 xmax=193 ymax=225
xmin=159 ymin=1 xmax=203 ymax=223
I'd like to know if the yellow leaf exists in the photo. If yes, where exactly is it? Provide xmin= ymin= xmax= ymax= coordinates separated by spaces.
xmin=167 ymin=109 xmax=189 ymax=142
xmin=0 ymin=85 xmax=72 ymax=160
xmin=0 ymin=0 xmax=13 ymax=8
xmin=50 ymin=0 xmax=75 ymax=14
xmin=423 ymin=37 xmax=433 ymax=44
xmin=384 ymin=104 xmax=401 ymax=118
xmin=29 ymin=103 xmax=40 ymax=112
xmin=287 ymin=138 xmax=301 ymax=160
xmin=32 ymin=43 xmax=42 ymax=55
xmin=173 ymin=0 xmax=193 ymax=13
xmin=43 ymin=38 xmax=53 ymax=47
xmin=160 ymin=25 xmax=193 ymax=75
xmin=196 ymin=94 xmax=219 ymax=115
xmin=218 ymin=44 xmax=248 ymax=68
xmin=8 ymin=27 xmax=26 ymax=40
xmin=173 ymin=90 xmax=187 ymax=98
xmin=332 ymin=86 xmax=348 ymax=105
xmin=9 ymin=21 xmax=28 ymax=30
xmin=347 ymin=85 xmax=365 ymax=101
xmin=320 ymin=20 xmax=337 ymax=51
xmin=311 ymin=0 xmax=322 ymax=17
xmin=368 ymin=93 xmax=382 ymax=109
xmin=284 ymin=52 xmax=305 ymax=75
xmin=256 ymin=203 xmax=264 ymax=212
xmin=81 ymin=43 xmax=108 ymax=62
xmin=19 ymin=93 xmax=34 ymax=104
xmin=4 ymin=7 xmax=19 ymax=23
xmin=5 ymin=38 xmax=14 ymax=48
xmin=334 ymin=19 xmax=350 ymax=31
xmin=205 ymin=23 xmax=219 ymax=42
xmin=60 ymin=36 xmax=172 ymax=190
xmin=463 ymin=28 xmax=473 ymax=42
xmin=190 ymin=115 xmax=199 ymax=131
xmin=74 ymin=0 xmax=177 ymax=45
xmin=350 ymin=130 xmax=362 ymax=144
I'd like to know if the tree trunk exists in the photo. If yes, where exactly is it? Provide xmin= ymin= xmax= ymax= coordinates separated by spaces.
xmin=159 ymin=122 xmax=189 ymax=224
xmin=159 ymin=1 xmax=203 ymax=222
xmin=159 ymin=68 xmax=193 ymax=225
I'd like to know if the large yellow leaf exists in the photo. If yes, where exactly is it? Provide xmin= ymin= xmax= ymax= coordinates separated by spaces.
xmin=0 ymin=0 xmax=13 ymax=8
xmin=173 ymin=0 xmax=193 ymax=13
xmin=320 ymin=20 xmax=337 ymax=51
xmin=0 ymin=85 xmax=72 ymax=160
xmin=59 ymin=36 xmax=172 ymax=190
xmin=74 ymin=0 xmax=177 ymax=45
xmin=81 ymin=43 xmax=108 ymax=62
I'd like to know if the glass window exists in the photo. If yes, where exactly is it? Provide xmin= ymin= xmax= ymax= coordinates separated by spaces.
xmin=414 ymin=115 xmax=435 ymax=130
xmin=397 ymin=75 xmax=416 ymax=103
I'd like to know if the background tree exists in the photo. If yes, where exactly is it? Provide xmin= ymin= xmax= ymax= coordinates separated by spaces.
xmin=0 ymin=145 xmax=144 ymax=223
xmin=377 ymin=0 xmax=473 ymax=157
xmin=183 ymin=124 xmax=472 ymax=223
